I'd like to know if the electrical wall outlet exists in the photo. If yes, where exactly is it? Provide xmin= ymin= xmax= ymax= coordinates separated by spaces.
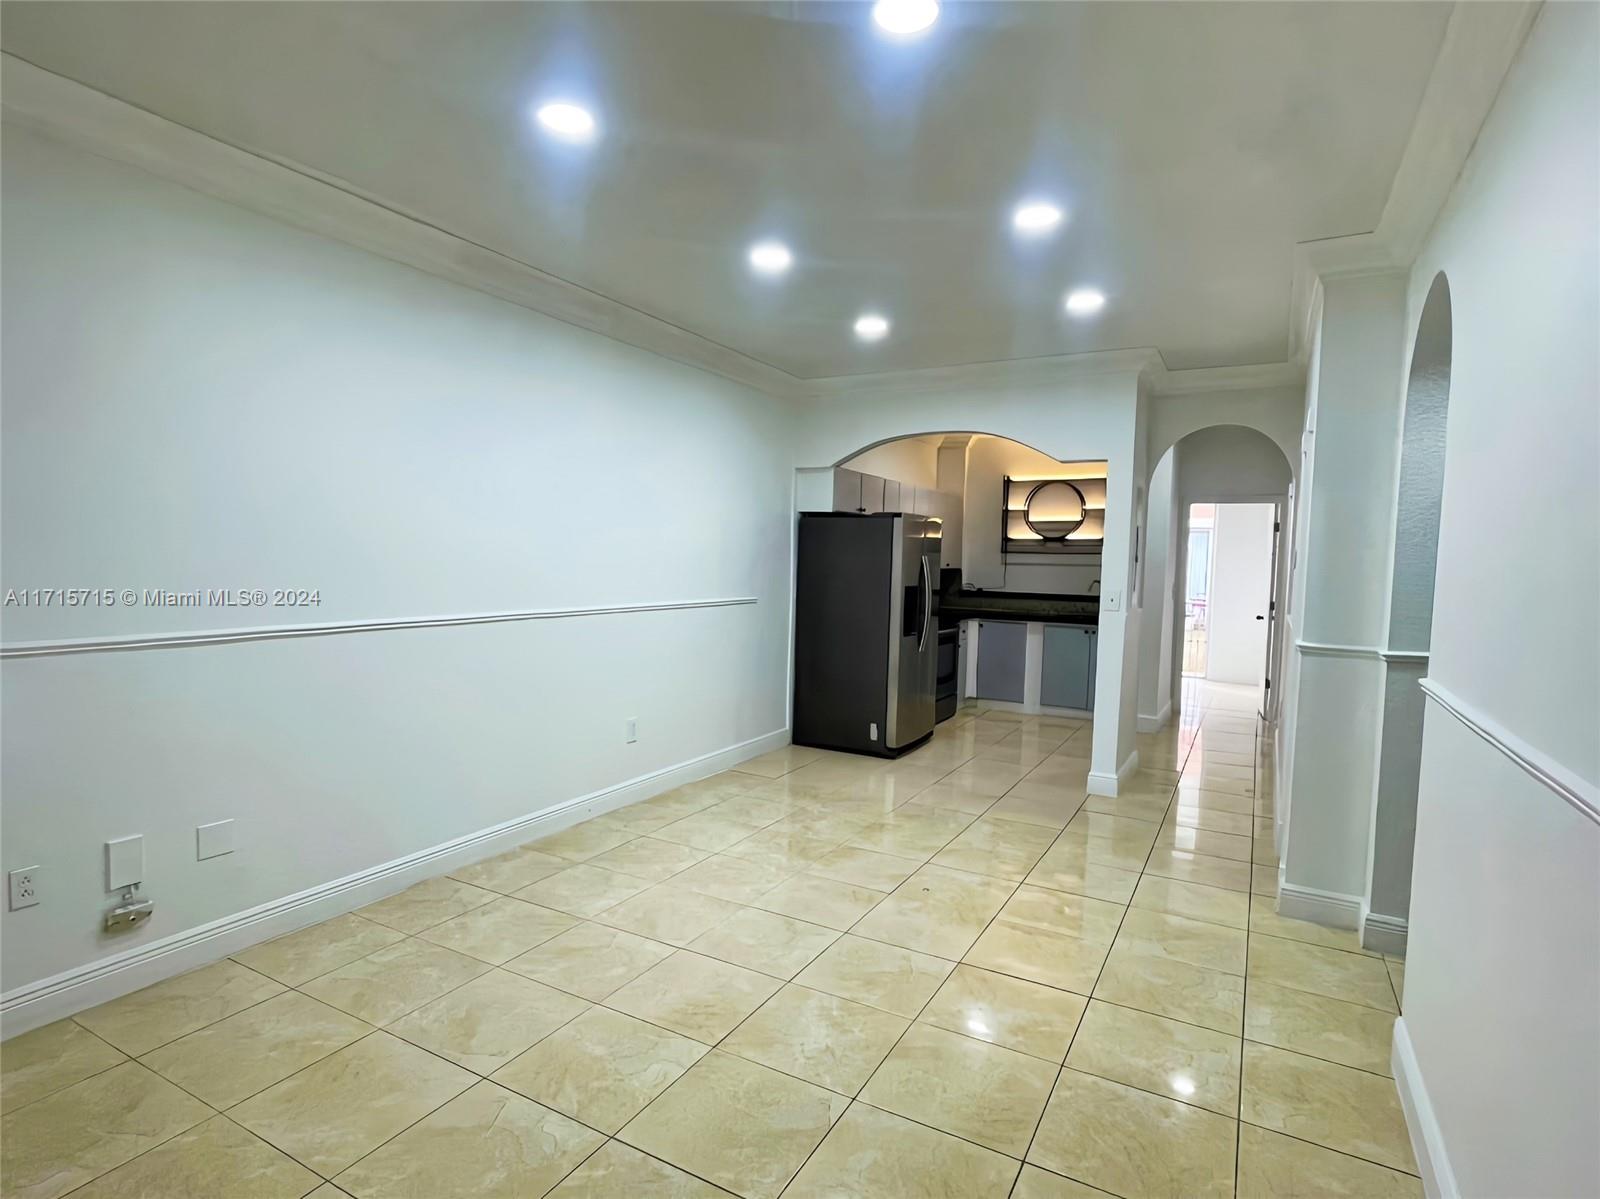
xmin=8 ymin=866 xmax=40 ymax=911
xmin=625 ymin=718 xmax=638 ymax=744
xmin=197 ymin=819 xmax=235 ymax=861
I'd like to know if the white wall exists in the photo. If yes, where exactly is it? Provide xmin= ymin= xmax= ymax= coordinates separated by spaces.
xmin=1171 ymin=424 xmax=1294 ymax=503
xmin=1396 ymin=5 xmax=1600 ymax=1195
xmin=1135 ymin=450 xmax=1178 ymax=728
xmin=1147 ymin=387 xmax=1303 ymax=483
xmin=1274 ymin=320 xmax=1322 ymax=858
xmin=841 ymin=438 xmax=940 ymax=490
xmin=1205 ymin=504 xmax=1274 ymax=686
xmin=0 ymin=129 xmax=795 ymax=1003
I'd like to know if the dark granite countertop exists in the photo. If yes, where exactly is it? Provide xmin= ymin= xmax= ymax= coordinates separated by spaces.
xmin=938 ymin=589 xmax=1100 ymax=626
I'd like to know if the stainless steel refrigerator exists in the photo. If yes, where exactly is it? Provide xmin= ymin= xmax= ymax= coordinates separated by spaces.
xmin=792 ymin=512 xmax=942 ymax=757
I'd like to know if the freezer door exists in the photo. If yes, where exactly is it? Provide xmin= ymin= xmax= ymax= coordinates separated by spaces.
xmin=886 ymin=517 xmax=938 ymax=748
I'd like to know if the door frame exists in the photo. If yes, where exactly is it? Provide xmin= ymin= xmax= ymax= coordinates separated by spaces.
xmin=1173 ymin=492 xmax=1290 ymax=722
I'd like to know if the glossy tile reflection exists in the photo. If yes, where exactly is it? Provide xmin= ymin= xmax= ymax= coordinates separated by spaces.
xmin=4 ymin=683 xmax=1430 ymax=1198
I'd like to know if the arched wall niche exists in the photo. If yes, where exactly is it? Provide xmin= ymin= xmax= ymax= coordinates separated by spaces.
xmin=1366 ymin=271 xmax=1452 ymax=936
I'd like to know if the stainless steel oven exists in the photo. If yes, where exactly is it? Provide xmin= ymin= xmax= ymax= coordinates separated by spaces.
xmin=935 ymin=626 xmax=959 ymax=722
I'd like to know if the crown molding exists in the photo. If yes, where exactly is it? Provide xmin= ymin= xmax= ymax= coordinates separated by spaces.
xmin=8 ymin=6 xmax=1530 ymax=412
xmin=1143 ymin=360 xmax=1305 ymax=398
xmin=0 ymin=54 xmax=1302 ymax=409
xmin=1286 ymin=1 xmax=1542 ymax=364
xmin=0 ymin=54 xmax=810 ymax=403
xmin=801 ymin=347 xmax=1159 ymax=402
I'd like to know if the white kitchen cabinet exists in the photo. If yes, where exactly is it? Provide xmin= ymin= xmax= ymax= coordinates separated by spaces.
xmin=833 ymin=468 xmax=863 ymax=512
xmin=829 ymin=472 xmax=961 ymax=561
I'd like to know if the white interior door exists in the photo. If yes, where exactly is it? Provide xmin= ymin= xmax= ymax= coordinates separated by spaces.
xmin=1205 ymin=503 xmax=1275 ymax=686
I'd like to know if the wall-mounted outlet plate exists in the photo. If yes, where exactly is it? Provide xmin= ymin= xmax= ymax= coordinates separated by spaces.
xmin=197 ymin=819 xmax=235 ymax=861
xmin=106 ymin=835 xmax=144 ymax=890
xmin=625 ymin=718 xmax=638 ymax=744
xmin=8 ymin=866 xmax=40 ymax=911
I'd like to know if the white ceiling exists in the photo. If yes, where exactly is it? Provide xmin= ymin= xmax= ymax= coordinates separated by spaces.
xmin=1 ymin=1 xmax=1454 ymax=379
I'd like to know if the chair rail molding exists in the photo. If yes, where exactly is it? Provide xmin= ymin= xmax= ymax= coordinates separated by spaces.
xmin=0 ymin=597 xmax=758 ymax=659
xmin=1294 ymin=639 xmax=1382 ymax=660
xmin=1419 ymin=677 xmax=1599 ymax=827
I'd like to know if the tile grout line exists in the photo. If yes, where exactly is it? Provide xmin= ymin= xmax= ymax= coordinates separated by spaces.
xmin=761 ymin=710 xmax=1091 ymax=1195
xmin=1007 ymin=707 xmax=1202 ymax=1195
xmin=1233 ymin=704 xmax=1262 ymax=1194
xmin=34 ymin=700 xmax=1401 ymax=1198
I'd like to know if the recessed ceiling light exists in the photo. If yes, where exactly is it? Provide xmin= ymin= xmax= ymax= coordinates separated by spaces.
xmin=1013 ymin=201 xmax=1065 ymax=236
xmin=854 ymin=313 xmax=891 ymax=341
xmin=747 ymin=241 xmax=793 ymax=277
xmin=1064 ymin=288 xmax=1107 ymax=317
xmin=873 ymin=0 xmax=940 ymax=37
xmin=535 ymin=101 xmax=597 ymax=143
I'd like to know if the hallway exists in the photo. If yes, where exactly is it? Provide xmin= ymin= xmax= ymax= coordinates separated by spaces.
xmin=3 ymin=684 xmax=1414 ymax=1199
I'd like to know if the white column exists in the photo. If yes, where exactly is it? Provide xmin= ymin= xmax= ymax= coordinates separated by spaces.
xmin=1280 ymin=270 xmax=1409 ymax=921
xmin=1088 ymin=395 xmax=1144 ymax=794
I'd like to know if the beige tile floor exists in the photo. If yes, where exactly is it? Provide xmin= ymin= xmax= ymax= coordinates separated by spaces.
xmin=1 ymin=681 xmax=1418 ymax=1199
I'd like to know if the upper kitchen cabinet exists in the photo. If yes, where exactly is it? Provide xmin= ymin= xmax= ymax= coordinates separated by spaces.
xmin=823 ymin=468 xmax=962 ymax=566
xmin=832 ymin=467 xmax=863 ymax=513
xmin=833 ymin=467 xmax=887 ymax=514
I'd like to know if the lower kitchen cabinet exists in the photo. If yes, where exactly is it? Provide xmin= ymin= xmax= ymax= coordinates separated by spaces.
xmin=975 ymin=621 xmax=1027 ymax=702
xmin=1041 ymin=623 xmax=1097 ymax=710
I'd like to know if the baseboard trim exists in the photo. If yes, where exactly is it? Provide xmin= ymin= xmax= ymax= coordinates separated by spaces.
xmin=1361 ymin=908 xmax=1410 ymax=956
xmin=1086 ymin=749 xmax=1141 ymax=797
xmin=1277 ymin=880 xmax=1363 ymax=930
xmin=0 ymin=727 xmax=789 ymax=1038
xmin=1136 ymin=700 xmax=1172 ymax=734
xmin=1393 ymin=1016 xmax=1459 ymax=1199
xmin=973 ymin=698 xmax=1092 ymax=720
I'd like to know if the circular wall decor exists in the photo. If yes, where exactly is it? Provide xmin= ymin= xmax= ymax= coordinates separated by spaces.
xmin=1023 ymin=479 xmax=1088 ymax=540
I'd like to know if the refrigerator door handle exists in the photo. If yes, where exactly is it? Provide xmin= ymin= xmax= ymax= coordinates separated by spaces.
xmin=917 ymin=555 xmax=933 ymax=652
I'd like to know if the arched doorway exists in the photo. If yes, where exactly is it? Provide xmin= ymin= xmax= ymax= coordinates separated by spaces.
xmin=1364 ymin=272 xmax=1452 ymax=953
xmin=796 ymin=430 xmax=1142 ymax=790
xmin=1137 ymin=425 xmax=1294 ymax=735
